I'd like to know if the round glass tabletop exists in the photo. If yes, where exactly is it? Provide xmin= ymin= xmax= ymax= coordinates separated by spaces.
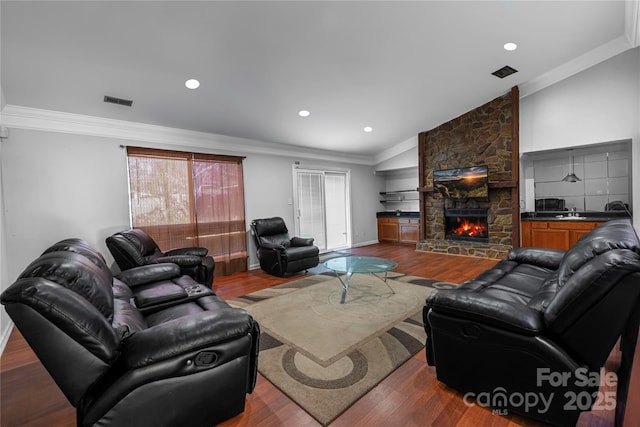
xmin=324 ymin=256 xmax=398 ymax=274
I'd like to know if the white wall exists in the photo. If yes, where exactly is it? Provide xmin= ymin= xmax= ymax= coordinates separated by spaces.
xmin=0 ymin=126 xmax=383 ymax=283
xmin=520 ymin=47 xmax=640 ymax=229
xmin=374 ymin=137 xmax=418 ymax=172
xmin=0 ymin=135 xmax=11 ymax=354
xmin=243 ymin=155 xmax=383 ymax=267
xmin=2 ymin=130 xmax=132 ymax=278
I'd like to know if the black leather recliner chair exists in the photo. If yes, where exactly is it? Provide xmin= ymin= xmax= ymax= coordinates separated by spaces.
xmin=423 ymin=219 xmax=640 ymax=427
xmin=1 ymin=240 xmax=259 ymax=427
xmin=250 ymin=217 xmax=319 ymax=277
xmin=106 ymin=228 xmax=215 ymax=288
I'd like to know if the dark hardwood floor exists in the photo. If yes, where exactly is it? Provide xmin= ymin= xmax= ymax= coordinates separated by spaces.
xmin=1 ymin=243 xmax=636 ymax=426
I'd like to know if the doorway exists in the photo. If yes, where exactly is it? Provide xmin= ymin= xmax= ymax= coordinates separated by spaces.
xmin=293 ymin=166 xmax=351 ymax=253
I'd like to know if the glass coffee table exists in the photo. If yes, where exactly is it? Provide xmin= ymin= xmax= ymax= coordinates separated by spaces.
xmin=324 ymin=256 xmax=398 ymax=304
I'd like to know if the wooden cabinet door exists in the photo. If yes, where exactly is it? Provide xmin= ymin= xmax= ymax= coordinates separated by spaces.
xmin=568 ymin=221 xmax=603 ymax=246
xmin=378 ymin=218 xmax=399 ymax=242
xmin=399 ymin=219 xmax=420 ymax=243
xmin=531 ymin=228 xmax=570 ymax=250
xmin=521 ymin=221 xmax=533 ymax=246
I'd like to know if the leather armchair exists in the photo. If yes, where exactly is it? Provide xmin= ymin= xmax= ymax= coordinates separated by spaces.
xmin=423 ymin=219 xmax=640 ymax=427
xmin=250 ymin=217 xmax=319 ymax=276
xmin=1 ymin=241 xmax=259 ymax=427
xmin=106 ymin=228 xmax=215 ymax=288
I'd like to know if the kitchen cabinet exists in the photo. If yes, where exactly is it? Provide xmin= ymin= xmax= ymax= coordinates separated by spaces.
xmin=521 ymin=220 xmax=604 ymax=250
xmin=377 ymin=217 xmax=420 ymax=244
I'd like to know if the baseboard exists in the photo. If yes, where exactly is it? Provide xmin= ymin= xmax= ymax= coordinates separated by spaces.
xmin=0 ymin=321 xmax=14 ymax=358
xmin=352 ymin=240 xmax=379 ymax=247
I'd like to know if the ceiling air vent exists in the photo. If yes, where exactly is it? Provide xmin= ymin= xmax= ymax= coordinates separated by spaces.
xmin=491 ymin=65 xmax=518 ymax=79
xmin=103 ymin=95 xmax=133 ymax=107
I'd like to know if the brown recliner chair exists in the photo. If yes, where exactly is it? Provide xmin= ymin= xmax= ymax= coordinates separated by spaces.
xmin=106 ymin=228 xmax=215 ymax=288
xmin=250 ymin=217 xmax=319 ymax=277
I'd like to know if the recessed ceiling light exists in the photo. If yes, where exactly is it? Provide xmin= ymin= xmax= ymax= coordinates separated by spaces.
xmin=185 ymin=79 xmax=200 ymax=89
xmin=298 ymin=110 xmax=310 ymax=117
xmin=363 ymin=126 xmax=373 ymax=133
xmin=503 ymin=42 xmax=518 ymax=51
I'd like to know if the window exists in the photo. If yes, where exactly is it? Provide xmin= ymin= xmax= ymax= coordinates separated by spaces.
xmin=127 ymin=147 xmax=247 ymax=276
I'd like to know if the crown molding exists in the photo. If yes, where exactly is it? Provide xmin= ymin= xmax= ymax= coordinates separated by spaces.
xmin=0 ymin=105 xmax=376 ymax=166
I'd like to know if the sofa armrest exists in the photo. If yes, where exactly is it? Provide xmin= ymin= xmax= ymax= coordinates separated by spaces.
xmin=155 ymin=254 xmax=203 ymax=267
xmin=291 ymin=237 xmax=314 ymax=247
xmin=122 ymin=309 xmax=256 ymax=369
xmin=259 ymin=241 xmax=287 ymax=251
xmin=165 ymin=247 xmax=208 ymax=257
xmin=116 ymin=263 xmax=182 ymax=287
xmin=426 ymin=289 xmax=544 ymax=335
xmin=507 ymin=247 xmax=565 ymax=270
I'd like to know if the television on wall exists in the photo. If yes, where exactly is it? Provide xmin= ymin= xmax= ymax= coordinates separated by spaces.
xmin=433 ymin=165 xmax=489 ymax=200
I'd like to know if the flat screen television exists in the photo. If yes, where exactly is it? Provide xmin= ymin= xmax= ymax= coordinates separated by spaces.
xmin=433 ymin=165 xmax=489 ymax=200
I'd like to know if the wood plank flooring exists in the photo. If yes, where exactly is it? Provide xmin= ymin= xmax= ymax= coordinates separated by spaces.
xmin=1 ymin=243 xmax=635 ymax=426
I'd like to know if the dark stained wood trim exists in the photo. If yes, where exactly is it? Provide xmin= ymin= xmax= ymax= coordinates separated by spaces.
xmin=419 ymin=181 xmax=517 ymax=193
xmin=510 ymin=86 xmax=521 ymax=248
xmin=418 ymin=131 xmax=428 ymax=240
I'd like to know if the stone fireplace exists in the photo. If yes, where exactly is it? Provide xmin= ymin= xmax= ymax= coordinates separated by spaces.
xmin=416 ymin=88 xmax=520 ymax=259
xmin=444 ymin=208 xmax=488 ymax=242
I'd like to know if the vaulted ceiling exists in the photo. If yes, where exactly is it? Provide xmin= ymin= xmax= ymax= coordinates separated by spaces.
xmin=1 ymin=1 xmax=636 ymax=161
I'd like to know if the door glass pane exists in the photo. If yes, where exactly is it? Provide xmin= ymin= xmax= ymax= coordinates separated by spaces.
xmin=325 ymin=172 xmax=348 ymax=249
xmin=297 ymin=172 xmax=326 ymax=250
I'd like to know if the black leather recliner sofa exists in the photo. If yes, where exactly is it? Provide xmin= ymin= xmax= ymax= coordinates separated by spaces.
xmin=424 ymin=219 xmax=640 ymax=427
xmin=1 ymin=239 xmax=259 ymax=427
xmin=106 ymin=228 xmax=215 ymax=288
xmin=250 ymin=217 xmax=319 ymax=276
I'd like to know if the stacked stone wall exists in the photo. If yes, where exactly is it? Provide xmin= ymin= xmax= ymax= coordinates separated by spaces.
xmin=420 ymin=92 xmax=515 ymax=255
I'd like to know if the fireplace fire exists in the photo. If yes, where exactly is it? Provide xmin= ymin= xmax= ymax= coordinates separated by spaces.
xmin=444 ymin=208 xmax=489 ymax=242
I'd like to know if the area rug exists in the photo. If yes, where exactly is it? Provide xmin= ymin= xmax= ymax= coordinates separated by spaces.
xmin=227 ymin=272 xmax=457 ymax=425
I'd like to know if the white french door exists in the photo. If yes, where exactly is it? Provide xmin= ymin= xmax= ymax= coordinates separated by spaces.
xmin=293 ymin=166 xmax=351 ymax=252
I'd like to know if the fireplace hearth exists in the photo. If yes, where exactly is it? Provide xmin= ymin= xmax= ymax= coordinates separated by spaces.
xmin=444 ymin=208 xmax=489 ymax=242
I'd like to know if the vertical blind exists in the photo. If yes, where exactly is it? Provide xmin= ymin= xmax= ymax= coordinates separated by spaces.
xmin=296 ymin=171 xmax=326 ymax=250
xmin=127 ymin=147 xmax=247 ymax=276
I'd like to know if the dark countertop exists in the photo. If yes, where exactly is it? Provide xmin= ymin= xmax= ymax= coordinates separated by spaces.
xmin=377 ymin=211 xmax=420 ymax=218
xmin=521 ymin=211 xmax=631 ymax=222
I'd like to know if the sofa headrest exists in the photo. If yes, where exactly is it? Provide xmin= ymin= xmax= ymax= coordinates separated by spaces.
xmin=19 ymin=251 xmax=114 ymax=320
xmin=1 ymin=276 xmax=120 ymax=362
xmin=252 ymin=217 xmax=289 ymax=237
xmin=558 ymin=219 xmax=640 ymax=286
xmin=120 ymin=229 xmax=160 ymax=257
xmin=251 ymin=217 xmax=291 ymax=249
xmin=42 ymin=238 xmax=111 ymax=276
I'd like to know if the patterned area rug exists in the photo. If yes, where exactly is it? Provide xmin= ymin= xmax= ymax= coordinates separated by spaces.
xmin=228 ymin=272 xmax=457 ymax=425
